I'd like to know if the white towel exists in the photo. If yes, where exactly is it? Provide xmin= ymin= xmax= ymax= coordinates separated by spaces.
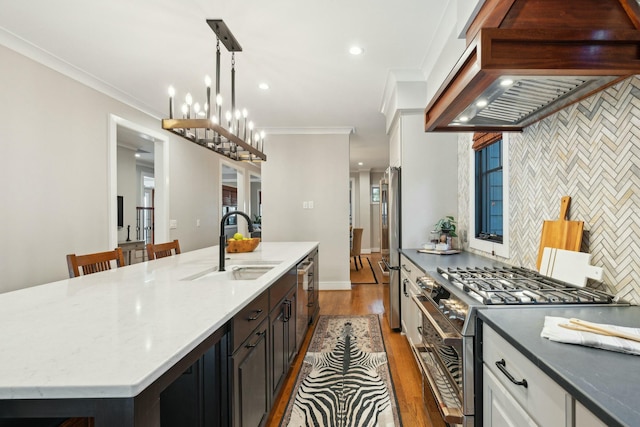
xmin=541 ymin=316 xmax=640 ymax=356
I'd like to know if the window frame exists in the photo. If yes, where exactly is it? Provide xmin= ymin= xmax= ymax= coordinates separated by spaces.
xmin=468 ymin=133 xmax=510 ymax=258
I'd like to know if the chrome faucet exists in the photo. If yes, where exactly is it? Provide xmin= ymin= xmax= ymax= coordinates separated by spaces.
xmin=219 ymin=210 xmax=255 ymax=271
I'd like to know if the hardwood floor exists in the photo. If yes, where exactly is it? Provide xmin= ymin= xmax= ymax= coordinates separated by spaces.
xmin=266 ymin=253 xmax=446 ymax=427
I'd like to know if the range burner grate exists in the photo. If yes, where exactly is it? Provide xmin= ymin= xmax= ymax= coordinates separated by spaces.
xmin=437 ymin=266 xmax=615 ymax=305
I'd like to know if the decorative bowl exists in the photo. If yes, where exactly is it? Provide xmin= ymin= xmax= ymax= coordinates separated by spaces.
xmin=226 ymin=237 xmax=260 ymax=253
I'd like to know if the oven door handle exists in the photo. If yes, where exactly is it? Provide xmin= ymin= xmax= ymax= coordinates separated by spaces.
xmin=495 ymin=359 xmax=528 ymax=388
xmin=382 ymin=258 xmax=400 ymax=271
xmin=412 ymin=294 xmax=462 ymax=345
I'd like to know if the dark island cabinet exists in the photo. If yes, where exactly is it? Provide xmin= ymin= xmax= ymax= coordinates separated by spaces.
xmin=270 ymin=280 xmax=297 ymax=399
xmin=230 ymin=318 xmax=270 ymax=427
xmin=160 ymin=326 xmax=230 ymax=427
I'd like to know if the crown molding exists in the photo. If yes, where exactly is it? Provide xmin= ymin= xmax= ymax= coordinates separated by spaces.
xmin=263 ymin=127 xmax=355 ymax=135
xmin=0 ymin=26 xmax=162 ymax=120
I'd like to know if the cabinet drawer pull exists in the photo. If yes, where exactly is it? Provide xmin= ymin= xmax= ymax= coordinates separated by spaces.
xmin=283 ymin=300 xmax=291 ymax=322
xmin=495 ymin=359 xmax=528 ymax=388
xmin=247 ymin=309 xmax=263 ymax=321
xmin=245 ymin=331 xmax=266 ymax=348
xmin=402 ymin=264 xmax=411 ymax=273
xmin=403 ymin=279 xmax=409 ymax=297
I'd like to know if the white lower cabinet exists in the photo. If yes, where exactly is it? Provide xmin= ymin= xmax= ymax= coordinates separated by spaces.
xmin=399 ymin=255 xmax=422 ymax=347
xmin=575 ymin=401 xmax=607 ymax=427
xmin=483 ymin=323 xmax=612 ymax=427
xmin=483 ymin=365 xmax=537 ymax=426
xmin=483 ymin=324 xmax=570 ymax=427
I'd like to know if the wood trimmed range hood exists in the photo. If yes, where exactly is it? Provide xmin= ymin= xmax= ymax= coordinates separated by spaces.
xmin=424 ymin=0 xmax=640 ymax=132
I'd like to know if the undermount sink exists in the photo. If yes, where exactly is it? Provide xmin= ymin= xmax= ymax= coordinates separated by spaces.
xmin=182 ymin=265 xmax=277 ymax=282
xmin=226 ymin=259 xmax=283 ymax=266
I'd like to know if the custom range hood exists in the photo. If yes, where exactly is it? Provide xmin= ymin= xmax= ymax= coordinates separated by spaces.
xmin=424 ymin=0 xmax=640 ymax=132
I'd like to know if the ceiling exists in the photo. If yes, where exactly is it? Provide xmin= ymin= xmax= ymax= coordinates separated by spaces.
xmin=0 ymin=0 xmax=447 ymax=171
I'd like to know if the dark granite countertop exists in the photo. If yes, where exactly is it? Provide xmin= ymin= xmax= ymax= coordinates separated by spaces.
xmin=399 ymin=248 xmax=506 ymax=273
xmin=479 ymin=306 xmax=640 ymax=427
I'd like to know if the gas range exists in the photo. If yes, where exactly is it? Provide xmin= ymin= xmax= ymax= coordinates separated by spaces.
xmin=412 ymin=264 xmax=626 ymax=427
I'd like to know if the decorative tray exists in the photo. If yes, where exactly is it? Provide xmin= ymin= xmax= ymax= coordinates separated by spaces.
xmin=417 ymin=249 xmax=461 ymax=255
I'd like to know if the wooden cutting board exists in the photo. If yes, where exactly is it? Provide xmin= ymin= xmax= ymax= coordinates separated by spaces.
xmin=536 ymin=196 xmax=584 ymax=270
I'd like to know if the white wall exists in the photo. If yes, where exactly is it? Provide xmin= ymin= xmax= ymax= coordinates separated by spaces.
xmin=0 ymin=44 xmax=258 ymax=293
xmin=357 ymin=170 xmax=371 ymax=254
xmin=117 ymin=146 xmax=137 ymax=242
xmin=262 ymin=133 xmax=350 ymax=290
xmin=399 ymin=113 xmax=458 ymax=249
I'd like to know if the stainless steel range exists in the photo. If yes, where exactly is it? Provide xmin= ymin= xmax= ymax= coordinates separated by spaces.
xmin=411 ymin=266 xmax=625 ymax=427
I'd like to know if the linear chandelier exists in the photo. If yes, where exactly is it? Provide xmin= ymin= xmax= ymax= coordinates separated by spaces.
xmin=161 ymin=19 xmax=266 ymax=162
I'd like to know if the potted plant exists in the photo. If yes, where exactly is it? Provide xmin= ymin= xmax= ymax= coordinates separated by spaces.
xmin=434 ymin=216 xmax=457 ymax=246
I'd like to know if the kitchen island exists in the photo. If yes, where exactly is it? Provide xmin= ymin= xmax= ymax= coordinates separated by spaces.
xmin=0 ymin=242 xmax=318 ymax=426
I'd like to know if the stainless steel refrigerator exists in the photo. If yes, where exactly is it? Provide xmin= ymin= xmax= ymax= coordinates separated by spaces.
xmin=380 ymin=166 xmax=401 ymax=330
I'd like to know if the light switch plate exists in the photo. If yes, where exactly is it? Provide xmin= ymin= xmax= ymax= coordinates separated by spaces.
xmin=169 ymin=219 xmax=178 ymax=229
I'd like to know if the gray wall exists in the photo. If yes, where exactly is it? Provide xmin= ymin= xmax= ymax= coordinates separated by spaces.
xmin=0 ymin=44 xmax=258 ymax=293
xmin=458 ymin=76 xmax=640 ymax=304
xmin=262 ymin=133 xmax=350 ymax=290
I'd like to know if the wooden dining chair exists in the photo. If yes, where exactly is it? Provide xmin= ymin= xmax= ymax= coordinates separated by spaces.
xmin=66 ymin=248 xmax=125 ymax=278
xmin=146 ymin=239 xmax=181 ymax=260
xmin=350 ymin=228 xmax=364 ymax=271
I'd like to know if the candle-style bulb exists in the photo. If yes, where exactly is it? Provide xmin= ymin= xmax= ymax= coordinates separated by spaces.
xmin=254 ymin=133 xmax=260 ymax=143
xmin=181 ymin=104 xmax=188 ymax=118
xmin=242 ymin=108 xmax=248 ymax=118
xmin=211 ymin=115 xmax=218 ymax=124
xmin=194 ymin=102 xmax=200 ymax=114
xmin=234 ymin=109 xmax=241 ymax=120
xmin=260 ymin=130 xmax=266 ymax=139
xmin=248 ymin=121 xmax=254 ymax=130
xmin=185 ymin=93 xmax=193 ymax=105
xmin=168 ymin=85 xmax=175 ymax=119
xmin=204 ymin=75 xmax=211 ymax=87
xmin=216 ymin=94 xmax=223 ymax=106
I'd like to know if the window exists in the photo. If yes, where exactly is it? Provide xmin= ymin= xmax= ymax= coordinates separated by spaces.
xmin=475 ymin=140 xmax=503 ymax=242
xmin=469 ymin=133 xmax=509 ymax=257
xmin=371 ymin=186 xmax=380 ymax=203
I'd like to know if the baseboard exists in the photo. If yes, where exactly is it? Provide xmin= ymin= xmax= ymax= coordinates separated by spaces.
xmin=319 ymin=281 xmax=352 ymax=291
xmin=362 ymin=248 xmax=372 ymax=254
xmin=370 ymin=246 xmax=380 ymax=252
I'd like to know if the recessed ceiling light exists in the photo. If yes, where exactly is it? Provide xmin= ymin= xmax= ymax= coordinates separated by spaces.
xmin=476 ymin=100 xmax=488 ymax=108
xmin=258 ymin=82 xmax=269 ymax=90
xmin=135 ymin=153 xmax=141 ymax=158
xmin=349 ymin=46 xmax=364 ymax=55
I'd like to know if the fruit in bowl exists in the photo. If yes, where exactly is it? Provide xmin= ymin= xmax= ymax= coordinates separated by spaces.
xmin=226 ymin=237 xmax=260 ymax=253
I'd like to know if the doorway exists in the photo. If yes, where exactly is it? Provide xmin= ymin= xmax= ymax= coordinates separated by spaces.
xmin=250 ymin=173 xmax=262 ymax=236
xmin=108 ymin=115 xmax=169 ymax=251
xmin=221 ymin=163 xmax=239 ymax=237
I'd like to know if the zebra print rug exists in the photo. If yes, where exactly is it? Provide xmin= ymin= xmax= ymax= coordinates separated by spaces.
xmin=281 ymin=315 xmax=402 ymax=427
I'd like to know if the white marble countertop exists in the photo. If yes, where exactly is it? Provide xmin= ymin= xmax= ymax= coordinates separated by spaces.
xmin=0 ymin=242 xmax=318 ymax=400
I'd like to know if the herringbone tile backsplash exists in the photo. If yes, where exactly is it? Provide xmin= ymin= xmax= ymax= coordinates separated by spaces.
xmin=458 ymin=76 xmax=640 ymax=304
